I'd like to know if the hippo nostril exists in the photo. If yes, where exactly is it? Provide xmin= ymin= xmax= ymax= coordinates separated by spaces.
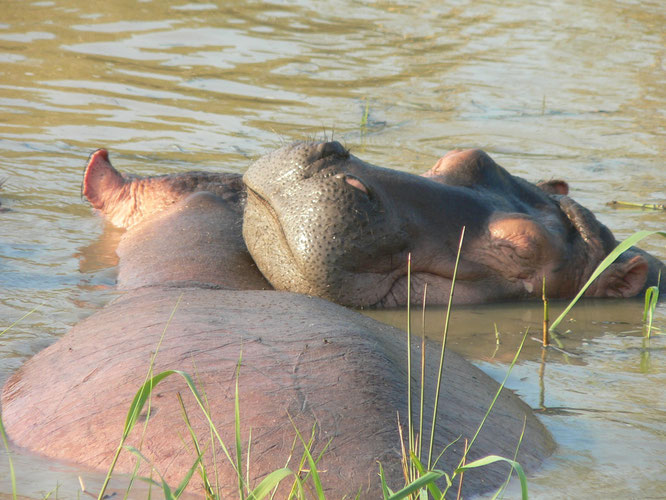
xmin=301 ymin=141 xmax=350 ymax=179
xmin=315 ymin=141 xmax=348 ymax=160
xmin=336 ymin=173 xmax=370 ymax=196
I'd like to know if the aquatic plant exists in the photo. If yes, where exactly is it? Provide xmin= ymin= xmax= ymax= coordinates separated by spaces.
xmin=642 ymin=271 xmax=661 ymax=338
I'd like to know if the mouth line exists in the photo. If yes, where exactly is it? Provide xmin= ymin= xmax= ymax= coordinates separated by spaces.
xmin=245 ymin=187 xmax=304 ymax=276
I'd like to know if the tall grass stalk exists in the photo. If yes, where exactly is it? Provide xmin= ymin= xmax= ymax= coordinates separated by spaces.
xmin=550 ymin=230 xmax=666 ymax=333
xmin=643 ymin=271 xmax=661 ymax=338
xmin=542 ymin=277 xmax=549 ymax=347
xmin=176 ymin=393 xmax=214 ymax=496
xmin=460 ymin=329 xmax=529 ymax=464
xmin=495 ymin=417 xmax=527 ymax=499
xmin=124 ymin=444 xmax=202 ymax=498
xmin=0 ymin=414 xmax=17 ymax=500
xmin=235 ymin=356 xmax=245 ymax=498
xmin=406 ymin=253 xmax=415 ymax=475
xmin=455 ymin=439 xmax=468 ymax=500
xmin=418 ymin=283 xmax=428 ymax=463
xmin=0 ymin=303 xmax=41 ymax=338
xmin=289 ymin=422 xmax=330 ymax=500
xmin=360 ymin=101 xmax=370 ymax=129
xmin=427 ymin=226 xmax=465 ymax=469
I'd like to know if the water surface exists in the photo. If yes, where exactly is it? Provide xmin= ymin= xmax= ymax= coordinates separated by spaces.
xmin=1 ymin=0 xmax=664 ymax=498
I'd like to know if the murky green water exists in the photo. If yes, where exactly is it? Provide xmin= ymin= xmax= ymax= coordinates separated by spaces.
xmin=0 ymin=0 xmax=664 ymax=498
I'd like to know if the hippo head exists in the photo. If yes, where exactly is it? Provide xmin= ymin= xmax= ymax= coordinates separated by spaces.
xmin=243 ymin=141 xmax=655 ymax=307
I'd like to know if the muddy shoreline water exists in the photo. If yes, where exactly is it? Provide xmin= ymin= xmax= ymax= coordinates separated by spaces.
xmin=1 ymin=0 xmax=664 ymax=498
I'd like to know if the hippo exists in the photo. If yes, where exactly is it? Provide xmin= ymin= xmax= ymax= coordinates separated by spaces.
xmin=243 ymin=141 xmax=665 ymax=307
xmin=1 ymin=150 xmax=555 ymax=498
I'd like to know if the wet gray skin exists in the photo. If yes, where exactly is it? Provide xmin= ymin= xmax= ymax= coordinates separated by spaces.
xmin=243 ymin=141 xmax=664 ymax=307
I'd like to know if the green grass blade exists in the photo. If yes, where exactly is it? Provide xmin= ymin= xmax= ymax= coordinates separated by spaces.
xmin=550 ymin=230 xmax=665 ymax=333
xmin=431 ymin=434 xmax=461 ymax=471
xmin=455 ymin=455 xmax=528 ymax=500
xmin=166 ymin=370 xmax=239 ymax=476
xmin=643 ymin=286 xmax=658 ymax=322
xmin=428 ymin=226 xmax=465 ymax=469
xmin=493 ymin=417 xmax=527 ymax=500
xmin=126 ymin=442 xmax=202 ymax=500
xmin=462 ymin=329 xmax=528 ymax=462
xmin=291 ymin=424 xmax=326 ymax=500
xmin=418 ymin=283 xmax=428 ymax=463
xmin=101 ymin=368 xmax=243 ymax=500
xmin=41 ymin=485 xmax=59 ymax=499
xmin=387 ymin=470 xmax=446 ymax=500
xmin=0 ymin=303 xmax=41 ymax=338
xmin=127 ymin=441 xmax=203 ymax=499
xmin=173 ymin=453 xmax=204 ymax=498
xmin=409 ymin=451 xmax=446 ymax=498
xmin=124 ymin=371 xmax=177 ymax=437
xmin=643 ymin=285 xmax=659 ymax=338
xmin=360 ymin=100 xmax=369 ymax=128
xmin=176 ymin=393 xmax=213 ymax=496
xmin=247 ymin=468 xmax=295 ymax=500
xmin=406 ymin=253 xmax=414 ymax=464
xmin=0 ymin=414 xmax=17 ymax=500
xmin=291 ymin=425 xmax=330 ymax=493
xmin=235 ymin=355 xmax=245 ymax=499
xmin=124 ymin=445 xmax=175 ymax=500
xmin=378 ymin=462 xmax=392 ymax=499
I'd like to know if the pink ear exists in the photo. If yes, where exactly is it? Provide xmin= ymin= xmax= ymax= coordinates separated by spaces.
xmin=82 ymin=149 xmax=125 ymax=209
xmin=592 ymin=255 xmax=649 ymax=298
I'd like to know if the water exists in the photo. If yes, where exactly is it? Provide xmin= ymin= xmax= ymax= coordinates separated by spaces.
xmin=0 ymin=0 xmax=664 ymax=498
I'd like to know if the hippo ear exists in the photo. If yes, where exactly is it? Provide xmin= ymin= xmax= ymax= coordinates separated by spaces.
xmin=537 ymin=180 xmax=569 ymax=195
xmin=593 ymin=255 xmax=649 ymax=298
xmin=82 ymin=149 xmax=126 ymax=210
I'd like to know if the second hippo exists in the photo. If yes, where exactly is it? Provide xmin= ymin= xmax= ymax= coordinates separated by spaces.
xmin=243 ymin=141 xmax=665 ymax=307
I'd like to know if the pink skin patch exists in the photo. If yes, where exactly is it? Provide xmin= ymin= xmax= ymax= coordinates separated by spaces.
xmin=344 ymin=175 xmax=368 ymax=194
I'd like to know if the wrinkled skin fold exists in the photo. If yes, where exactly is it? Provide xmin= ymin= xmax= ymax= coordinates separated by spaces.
xmin=243 ymin=141 xmax=665 ymax=307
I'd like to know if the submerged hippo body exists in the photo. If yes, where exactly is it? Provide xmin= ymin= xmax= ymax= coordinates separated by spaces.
xmin=2 ymin=288 xmax=554 ymax=497
xmin=243 ymin=141 xmax=665 ymax=307
xmin=1 ymin=150 xmax=555 ymax=497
